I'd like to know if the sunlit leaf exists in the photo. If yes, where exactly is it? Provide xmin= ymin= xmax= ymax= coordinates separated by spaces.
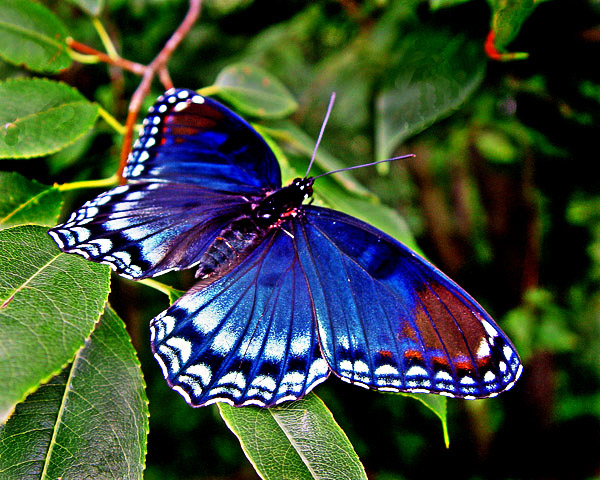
xmin=212 ymin=63 xmax=298 ymax=118
xmin=0 ymin=172 xmax=62 ymax=228
xmin=0 ymin=306 xmax=148 ymax=479
xmin=219 ymin=393 xmax=367 ymax=480
xmin=0 ymin=225 xmax=110 ymax=423
xmin=0 ymin=0 xmax=71 ymax=73
xmin=0 ymin=78 xmax=99 ymax=159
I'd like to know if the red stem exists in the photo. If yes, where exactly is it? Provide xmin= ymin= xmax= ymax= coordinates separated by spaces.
xmin=117 ymin=0 xmax=202 ymax=182
xmin=68 ymin=38 xmax=146 ymax=75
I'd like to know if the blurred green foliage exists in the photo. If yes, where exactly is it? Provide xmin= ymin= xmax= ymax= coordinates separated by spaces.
xmin=1 ymin=0 xmax=600 ymax=479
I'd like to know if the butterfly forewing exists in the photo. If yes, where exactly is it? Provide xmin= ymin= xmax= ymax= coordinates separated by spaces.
xmin=49 ymin=183 xmax=255 ymax=279
xmin=125 ymin=89 xmax=281 ymax=193
xmin=49 ymin=88 xmax=283 ymax=279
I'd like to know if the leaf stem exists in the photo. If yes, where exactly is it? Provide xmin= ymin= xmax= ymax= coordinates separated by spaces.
xmin=92 ymin=17 xmax=120 ymax=60
xmin=138 ymin=278 xmax=173 ymax=297
xmin=67 ymin=38 xmax=146 ymax=75
xmin=97 ymin=105 xmax=126 ymax=134
xmin=57 ymin=175 xmax=120 ymax=192
xmin=66 ymin=47 xmax=102 ymax=64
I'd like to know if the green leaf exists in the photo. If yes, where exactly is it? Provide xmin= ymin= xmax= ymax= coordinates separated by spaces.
xmin=375 ymin=31 xmax=485 ymax=164
xmin=429 ymin=0 xmax=474 ymax=9
xmin=0 ymin=78 xmax=99 ymax=159
xmin=486 ymin=0 xmax=536 ymax=60
xmin=404 ymin=393 xmax=449 ymax=447
xmin=0 ymin=305 xmax=149 ymax=479
xmin=66 ymin=0 xmax=104 ymax=16
xmin=259 ymin=119 xmax=373 ymax=199
xmin=212 ymin=63 xmax=298 ymax=119
xmin=219 ymin=393 xmax=367 ymax=480
xmin=0 ymin=172 xmax=62 ymax=228
xmin=474 ymin=129 xmax=518 ymax=164
xmin=0 ymin=225 xmax=110 ymax=423
xmin=0 ymin=0 xmax=71 ymax=73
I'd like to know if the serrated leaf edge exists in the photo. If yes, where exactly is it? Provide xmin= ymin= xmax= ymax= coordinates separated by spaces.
xmin=0 ymin=234 xmax=111 ymax=423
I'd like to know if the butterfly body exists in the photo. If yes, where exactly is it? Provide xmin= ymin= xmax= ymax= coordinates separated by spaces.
xmin=49 ymin=88 xmax=522 ymax=408
xmin=196 ymin=177 xmax=314 ymax=280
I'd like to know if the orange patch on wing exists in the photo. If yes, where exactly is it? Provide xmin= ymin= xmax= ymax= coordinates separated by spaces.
xmin=403 ymin=349 xmax=424 ymax=362
xmin=431 ymin=356 xmax=450 ymax=368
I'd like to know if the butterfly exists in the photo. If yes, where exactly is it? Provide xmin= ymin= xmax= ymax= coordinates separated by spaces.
xmin=49 ymin=88 xmax=522 ymax=408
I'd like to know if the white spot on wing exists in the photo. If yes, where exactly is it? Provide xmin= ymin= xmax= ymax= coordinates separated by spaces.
xmin=174 ymin=101 xmax=189 ymax=112
xmin=405 ymin=365 xmax=429 ymax=378
xmin=186 ymin=363 xmax=212 ymax=386
xmin=166 ymin=337 xmax=192 ymax=364
xmin=211 ymin=328 xmax=237 ymax=355
xmin=374 ymin=364 xmax=399 ymax=376
xmin=476 ymin=339 xmax=491 ymax=358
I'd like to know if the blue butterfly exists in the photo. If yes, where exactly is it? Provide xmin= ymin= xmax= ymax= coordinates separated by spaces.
xmin=49 ymin=88 xmax=522 ymax=407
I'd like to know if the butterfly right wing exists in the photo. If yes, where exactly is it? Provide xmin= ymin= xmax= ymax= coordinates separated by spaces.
xmin=293 ymin=206 xmax=522 ymax=399
xmin=49 ymin=182 xmax=253 ymax=279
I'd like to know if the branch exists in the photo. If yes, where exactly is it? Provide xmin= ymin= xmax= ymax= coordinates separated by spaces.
xmin=118 ymin=0 xmax=202 ymax=181
xmin=67 ymin=38 xmax=146 ymax=75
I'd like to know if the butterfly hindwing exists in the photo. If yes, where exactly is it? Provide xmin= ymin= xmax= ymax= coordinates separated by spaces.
xmin=150 ymin=229 xmax=330 ymax=407
xmin=294 ymin=206 xmax=522 ymax=398
xmin=125 ymin=89 xmax=281 ymax=193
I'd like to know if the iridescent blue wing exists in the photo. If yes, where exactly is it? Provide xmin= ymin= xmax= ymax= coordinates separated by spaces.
xmin=49 ymin=183 xmax=252 ymax=279
xmin=293 ymin=206 xmax=522 ymax=399
xmin=150 ymin=228 xmax=329 ymax=407
xmin=124 ymin=89 xmax=281 ymax=193
xmin=49 ymin=89 xmax=280 ymax=278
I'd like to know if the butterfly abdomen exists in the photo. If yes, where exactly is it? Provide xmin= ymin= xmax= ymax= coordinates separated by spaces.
xmin=196 ymin=216 xmax=266 ymax=279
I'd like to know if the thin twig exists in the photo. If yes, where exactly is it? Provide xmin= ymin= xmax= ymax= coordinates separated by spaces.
xmin=67 ymin=38 xmax=146 ymax=75
xmin=117 ymin=0 xmax=202 ymax=181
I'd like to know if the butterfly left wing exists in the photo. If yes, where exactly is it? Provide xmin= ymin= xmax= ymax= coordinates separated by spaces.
xmin=294 ymin=206 xmax=522 ymax=399
xmin=49 ymin=183 xmax=252 ymax=279
xmin=50 ymin=88 xmax=283 ymax=279
xmin=150 ymin=228 xmax=329 ymax=407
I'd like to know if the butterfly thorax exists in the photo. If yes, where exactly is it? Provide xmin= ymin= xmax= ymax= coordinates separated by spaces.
xmin=252 ymin=177 xmax=314 ymax=227
xmin=195 ymin=177 xmax=314 ymax=279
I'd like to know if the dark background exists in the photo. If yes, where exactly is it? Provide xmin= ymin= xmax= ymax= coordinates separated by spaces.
xmin=12 ymin=0 xmax=600 ymax=478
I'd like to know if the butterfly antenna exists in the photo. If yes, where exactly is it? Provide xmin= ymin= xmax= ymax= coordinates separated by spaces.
xmin=312 ymin=154 xmax=416 ymax=180
xmin=305 ymin=92 xmax=336 ymax=178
